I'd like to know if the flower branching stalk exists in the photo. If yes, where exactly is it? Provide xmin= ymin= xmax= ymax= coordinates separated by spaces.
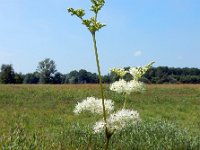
xmin=68 ymin=0 xmax=111 ymax=149
xmin=110 ymin=62 xmax=155 ymax=108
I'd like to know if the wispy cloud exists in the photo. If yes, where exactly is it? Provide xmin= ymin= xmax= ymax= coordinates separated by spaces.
xmin=133 ymin=50 xmax=142 ymax=57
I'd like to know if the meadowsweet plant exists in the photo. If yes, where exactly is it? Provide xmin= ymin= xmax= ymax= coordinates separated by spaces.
xmin=110 ymin=62 xmax=154 ymax=108
xmin=68 ymin=0 xmax=110 ymax=148
xmin=67 ymin=1 xmax=153 ymax=149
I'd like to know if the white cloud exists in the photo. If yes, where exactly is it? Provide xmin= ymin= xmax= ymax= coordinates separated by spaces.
xmin=133 ymin=50 xmax=142 ymax=57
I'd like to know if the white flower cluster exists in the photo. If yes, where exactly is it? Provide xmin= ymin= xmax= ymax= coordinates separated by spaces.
xmin=110 ymin=68 xmax=128 ymax=78
xmin=128 ymin=80 xmax=146 ymax=93
xmin=74 ymin=97 xmax=114 ymax=115
xmin=93 ymin=121 xmax=106 ymax=133
xmin=110 ymin=79 xmax=146 ymax=94
xmin=110 ymin=62 xmax=154 ymax=94
xmin=129 ymin=61 xmax=154 ymax=81
xmin=109 ymin=79 xmax=127 ymax=94
xmin=129 ymin=67 xmax=143 ymax=81
xmin=111 ymin=62 xmax=154 ymax=81
xmin=73 ymin=63 xmax=153 ymax=135
xmin=94 ymin=109 xmax=140 ymax=133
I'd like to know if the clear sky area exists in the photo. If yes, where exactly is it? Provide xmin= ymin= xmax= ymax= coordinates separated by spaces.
xmin=0 ymin=0 xmax=200 ymax=75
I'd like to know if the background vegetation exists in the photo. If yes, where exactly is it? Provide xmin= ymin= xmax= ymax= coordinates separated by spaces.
xmin=1 ymin=58 xmax=200 ymax=84
xmin=0 ymin=84 xmax=200 ymax=149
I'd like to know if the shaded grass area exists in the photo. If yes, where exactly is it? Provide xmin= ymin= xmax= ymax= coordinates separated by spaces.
xmin=0 ymin=84 xmax=200 ymax=149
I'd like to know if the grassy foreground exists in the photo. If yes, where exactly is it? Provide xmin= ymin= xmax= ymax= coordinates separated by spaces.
xmin=0 ymin=84 xmax=200 ymax=149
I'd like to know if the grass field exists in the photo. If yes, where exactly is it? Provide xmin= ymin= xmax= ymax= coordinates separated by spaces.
xmin=0 ymin=84 xmax=200 ymax=149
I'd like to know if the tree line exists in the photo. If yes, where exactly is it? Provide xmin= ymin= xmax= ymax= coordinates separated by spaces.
xmin=0 ymin=58 xmax=200 ymax=84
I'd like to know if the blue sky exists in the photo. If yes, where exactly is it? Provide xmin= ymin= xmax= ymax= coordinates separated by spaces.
xmin=0 ymin=0 xmax=200 ymax=75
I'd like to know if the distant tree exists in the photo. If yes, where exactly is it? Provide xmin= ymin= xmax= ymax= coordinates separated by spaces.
xmin=155 ymin=66 xmax=169 ymax=78
xmin=64 ymin=70 xmax=98 ymax=84
xmin=14 ymin=73 xmax=24 ymax=84
xmin=87 ymin=72 xmax=98 ymax=83
xmin=78 ymin=69 xmax=88 ymax=83
xmin=37 ymin=58 xmax=57 ymax=84
xmin=190 ymin=68 xmax=200 ymax=75
xmin=23 ymin=72 xmax=40 ymax=84
xmin=110 ymin=72 xmax=120 ymax=82
xmin=0 ymin=64 xmax=15 ymax=84
xmin=103 ymin=74 xmax=111 ymax=83
xmin=66 ymin=70 xmax=79 ymax=84
xmin=145 ymin=68 xmax=156 ymax=82
xmin=140 ymin=77 xmax=151 ymax=84
xmin=124 ymin=73 xmax=133 ymax=81
xmin=69 ymin=76 xmax=77 ymax=84
xmin=64 ymin=74 xmax=70 ymax=84
xmin=53 ymin=72 xmax=65 ymax=84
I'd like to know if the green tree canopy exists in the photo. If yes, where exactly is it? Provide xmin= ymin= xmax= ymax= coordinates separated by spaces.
xmin=23 ymin=72 xmax=40 ymax=84
xmin=37 ymin=58 xmax=57 ymax=84
xmin=0 ymin=64 xmax=15 ymax=84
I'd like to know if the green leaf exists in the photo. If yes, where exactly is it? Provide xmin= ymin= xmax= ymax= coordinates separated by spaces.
xmin=82 ymin=17 xmax=106 ymax=33
xmin=67 ymin=8 xmax=85 ymax=19
xmin=90 ymin=0 xmax=105 ymax=14
xmin=68 ymin=0 xmax=106 ymax=33
xmin=111 ymin=68 xmax=128 ymax=78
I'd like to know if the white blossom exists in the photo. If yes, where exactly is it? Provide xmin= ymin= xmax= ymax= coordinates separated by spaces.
xmin=74 ymin=97 xmax=114 ymax=115
xmin=93 ymin=109 xmax=140 ymax=133
xmin=93 ymin=121 xmax=106 ymax=133
xmin=129 ymin=67 xmax=142 ymax=81
xmin=110 ymin=79 xmax=146 ymax=94
xmin=108 ymin=109 xmax=140 ymax=132
xmin=109 ymin=79 xmax=127 ymax=94
xmin=129 ymin=61 xmax=154 ymax=81
xmin=126 ymin=80 xmax=146 ymax=94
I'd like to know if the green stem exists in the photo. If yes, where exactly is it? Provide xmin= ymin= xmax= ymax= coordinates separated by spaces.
xmin=92 ymin=33 xmax=110 ymax=150
xmin=91 ymin=12 xmax=110 ymax=150
xmin=91 ymin=33 xmax=107 ymax=124
xmin=122 ymin=93 xmax=127 ymax=109
xmin=105 ymin=135 xmax=111 ymax=150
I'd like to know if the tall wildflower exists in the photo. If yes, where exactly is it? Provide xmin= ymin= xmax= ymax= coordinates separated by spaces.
xmin=110 ymin=62 xmax=154 ymax=108
xmin=68 ymin=1 xmax=111 ymax=149
xmin=67 ymin=1 xmax=154 ymax=149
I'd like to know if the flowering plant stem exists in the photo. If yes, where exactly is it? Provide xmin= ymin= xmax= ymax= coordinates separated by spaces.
xmin=92 ymin=32 xmax=111 ymax=149
xmin=123 ymin=93 xmax=128 ymax=109
xmin=67 ymin=1 xmax=112 ymax=148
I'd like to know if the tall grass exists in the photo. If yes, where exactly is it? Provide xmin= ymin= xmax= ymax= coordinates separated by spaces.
xmin=1 ymin=118 xmax=200 ymax=149
xmin=0 ymin=84 xmax=200 ymax=149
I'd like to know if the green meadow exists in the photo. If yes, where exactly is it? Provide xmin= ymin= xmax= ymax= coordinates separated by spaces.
xmin=0 ymin=84 xmax=200 ymax=149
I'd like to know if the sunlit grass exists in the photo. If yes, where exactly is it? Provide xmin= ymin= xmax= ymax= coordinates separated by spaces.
xmin=0 ymin=84 xmax=200 ymax=149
